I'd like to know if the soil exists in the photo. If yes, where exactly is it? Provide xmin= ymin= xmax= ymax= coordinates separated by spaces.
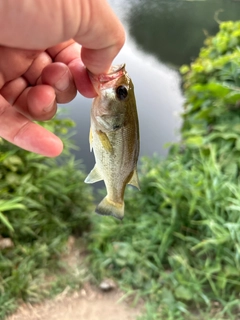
xmin=7 ymin=286 xmax=142 ymax=320
xmin=7 ymin=237 xmax=143 ymax=320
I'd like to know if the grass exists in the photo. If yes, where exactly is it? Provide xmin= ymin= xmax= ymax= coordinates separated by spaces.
xmin=0 ymin=116 xmax=94 ymax=319
xmin=87 ymin=149 xmax=240 ymax=319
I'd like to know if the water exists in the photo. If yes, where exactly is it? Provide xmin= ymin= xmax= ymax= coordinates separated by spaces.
xmin=60 ymin=0 xmax=240 ymax=175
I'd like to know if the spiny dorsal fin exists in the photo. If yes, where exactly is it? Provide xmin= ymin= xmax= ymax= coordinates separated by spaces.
xmin=84 ymin=165 xmax=103 ymax=184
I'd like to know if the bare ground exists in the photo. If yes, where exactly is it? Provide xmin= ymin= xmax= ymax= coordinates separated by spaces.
xmin=7 ymin=237 xmax=143 ymax=320
xmin=7 ymin=285 xmax=142 ymax=320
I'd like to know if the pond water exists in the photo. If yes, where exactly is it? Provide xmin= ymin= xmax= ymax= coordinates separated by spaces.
xmin=60 ymin=0 xmax=240 ymax=174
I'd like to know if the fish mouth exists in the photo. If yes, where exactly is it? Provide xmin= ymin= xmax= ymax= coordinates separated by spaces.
xmin=88 ymin=64 xmax=126 ymax=90
xmin=108 ymin=64 xmax=126 ymax=75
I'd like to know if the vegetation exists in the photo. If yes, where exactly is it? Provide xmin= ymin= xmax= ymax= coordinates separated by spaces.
xmin=0 ymin=116 xmax=93 ymax=319
xmin=87 ymin=21 xmax=240 ymax=319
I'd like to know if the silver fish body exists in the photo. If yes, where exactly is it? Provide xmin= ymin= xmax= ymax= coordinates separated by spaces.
xmin=85 ymin=64 xmax=140 ymax=220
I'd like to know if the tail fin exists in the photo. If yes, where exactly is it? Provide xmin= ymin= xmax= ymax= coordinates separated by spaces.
xmin=95 ymin=197 xmax=124 ymax=220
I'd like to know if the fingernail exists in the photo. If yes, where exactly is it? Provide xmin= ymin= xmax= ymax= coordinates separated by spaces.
xmin=43 ymin=98 xmax=56 ymax=113
xmin=55 ymin=72 xmax=70 ymax=91
xmin=43 ymin=105 xmax=53 ymax=113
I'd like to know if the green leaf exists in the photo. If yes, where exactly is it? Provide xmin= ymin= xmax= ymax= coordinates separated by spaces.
xmin=224 ymin=265 xmax=240 ymax=277
xmin=179 ymin=65 xmax=190 ymax=74
xmin=174 ymin=286 xmax=192 ymax=301
xmin=205 ymin=82 xmax=230 ymax=97
xmin=0 ymin=198 xmax=25 ymax=212
xmin=2 ymin=155 xmax=23 ymax=171
xmin=185 ymin=136 xmax=203 ymax=146
xmin=224 ymin=162 xmax=238 ymax=177
xmin=217 ymin=272 xmax=227 ymax=290
xmin=0 ymin=211 xmax=14 ymax=231
xmin=225 ymin=91 xmax=240 ymax=104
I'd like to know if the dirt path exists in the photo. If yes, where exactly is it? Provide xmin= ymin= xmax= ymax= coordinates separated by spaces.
xmin=7 ymin=237 xmax=143 ymax=320
xmin=8 ymin=285 xmax=142 ymax=320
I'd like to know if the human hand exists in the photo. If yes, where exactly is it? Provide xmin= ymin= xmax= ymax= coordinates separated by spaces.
xmin=0 ymin=0 xmax=125 ymax=157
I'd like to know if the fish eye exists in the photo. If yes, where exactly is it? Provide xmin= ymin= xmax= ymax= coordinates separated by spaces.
xmin=116 ymin=85 xmax=128 ymax=101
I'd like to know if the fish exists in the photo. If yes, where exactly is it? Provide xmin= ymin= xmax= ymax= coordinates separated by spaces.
xmin=84 ymin=64 xmax=140 ymax=220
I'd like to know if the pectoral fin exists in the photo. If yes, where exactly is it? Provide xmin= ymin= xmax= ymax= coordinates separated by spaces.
xmin=84 ymin=165 xmax=103 ymax=184
xmin=128 ymin=169 xmax=140 ymax=190
xmin=97 ymin=130 xmax=113 ymax=153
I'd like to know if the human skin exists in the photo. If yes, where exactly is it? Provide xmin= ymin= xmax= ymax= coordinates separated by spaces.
xmin=0 ymin=0 xmax=125 ymax=157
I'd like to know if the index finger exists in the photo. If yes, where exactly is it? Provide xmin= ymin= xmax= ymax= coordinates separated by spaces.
xmin=0 ymin=95 xmax=63 ymax=157
xmin=47 ymin=41 xmax=97 ymax=97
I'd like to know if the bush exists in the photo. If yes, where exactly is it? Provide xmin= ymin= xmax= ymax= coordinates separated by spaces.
xmin=0 ymin=116 xmax=93 ymax=319
xmin=180 ymin=21 xmax=240 ymax=176
xmin=87 ymin=21 xmax=240 ymax=319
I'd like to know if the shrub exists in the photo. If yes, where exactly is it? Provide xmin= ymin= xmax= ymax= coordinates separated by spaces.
xmin=180 ymin=21 xmax=240 ymax=176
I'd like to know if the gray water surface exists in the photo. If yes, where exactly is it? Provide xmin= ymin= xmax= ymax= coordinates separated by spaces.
xmin=60 ymin=0 xmax=240 ymax=175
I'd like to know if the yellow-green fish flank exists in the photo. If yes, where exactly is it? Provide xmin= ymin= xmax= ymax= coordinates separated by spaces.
xmin=84 ymin=64 xmax=140 ymax=220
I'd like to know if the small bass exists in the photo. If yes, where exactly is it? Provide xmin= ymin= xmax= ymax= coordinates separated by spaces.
xmin=85 ymin=64 xmax=140 ymax=220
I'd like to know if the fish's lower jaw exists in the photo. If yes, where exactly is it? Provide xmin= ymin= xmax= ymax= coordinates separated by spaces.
xmin=95 ymin=197 xmax=124 ymax=220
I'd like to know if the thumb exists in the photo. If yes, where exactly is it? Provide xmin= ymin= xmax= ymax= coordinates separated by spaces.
xmin=0 ymin=0 xmax=125 ymax=74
